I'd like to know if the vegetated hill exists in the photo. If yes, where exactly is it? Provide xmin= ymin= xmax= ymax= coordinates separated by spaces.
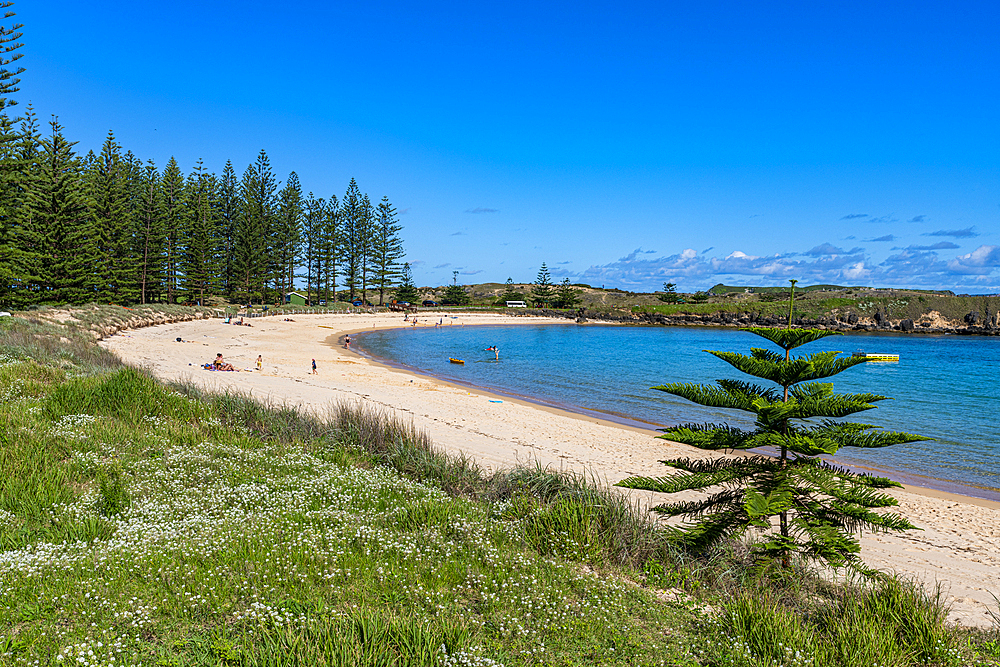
xmin=633 ymin=289 xmax=1000 ymax=331
xmin=422 ymin=281 xmax=999 ymax=330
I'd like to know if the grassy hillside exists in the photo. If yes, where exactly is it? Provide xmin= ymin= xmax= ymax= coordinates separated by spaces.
xmin=1 ymin=313 xmax=998 ymax=666
xmin=418 ymin=282 xmax=997 ymax=325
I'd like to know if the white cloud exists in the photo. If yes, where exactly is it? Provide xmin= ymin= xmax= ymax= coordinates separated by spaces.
xmin=842 ymin=262 xmax=870 ymax=280
xmin=953 ymin=245 xmax=1000 ymax=267
xmin=568 ymin=242 xmax=999 ymax=292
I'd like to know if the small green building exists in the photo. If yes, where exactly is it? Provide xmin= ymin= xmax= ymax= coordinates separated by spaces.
xmin=285 ymin=291 xmax=308 ymax=306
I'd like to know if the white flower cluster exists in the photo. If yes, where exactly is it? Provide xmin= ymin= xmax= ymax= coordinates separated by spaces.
xmin=0 ymin=508 xmax=17 ymax=528
xmin=232 ymin=601 xmax=308 ymax=628
xmin=0 ymin=378 xmax=25 ymax=402
xmin=54 ymin=637 xmax=131 ymax=666
xmin=49 ymin=414 xmax=97 ymax=441
xmin=439 ymin=644 xmax=505 ymax=667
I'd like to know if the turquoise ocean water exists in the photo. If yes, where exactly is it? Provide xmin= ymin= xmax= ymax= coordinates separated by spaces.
xmin=355 ymin=323 xmax=1000 ymax=500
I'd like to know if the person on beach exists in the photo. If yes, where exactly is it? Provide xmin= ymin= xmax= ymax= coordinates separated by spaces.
xmin=345 ymin=335 xmax=351 ymax=349
xmin=212 ymin=354 xmax=236 ymax=371
xmin=311 ymin=358 xmax=317 ymax=374
xmin=256 ymin=355 xmax=262 ymax=371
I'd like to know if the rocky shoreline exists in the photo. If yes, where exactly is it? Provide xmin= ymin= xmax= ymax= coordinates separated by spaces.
xmin=528 ymin=308 xmax=1000 ymax=336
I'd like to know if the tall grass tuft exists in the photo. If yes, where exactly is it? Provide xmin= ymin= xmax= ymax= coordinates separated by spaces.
xmin=820 ymin=578 xmax=957 ymax=666
xmin=723 ymin=577 xmax=963 ymax=667
xmin=167 ymin=385 xmax=485 ymax=496
xmin=95 ymin=461 xmax=130 ymax=517
xmin=488 ymin=464 xmax=679 ymax=568
xmin=183 ymin=383 xmax=334 ymax=445
xmin=330 ymin=401 xmax=484 ymax=497
xmin=723 ymin=591 xmax=818 ymax=666
xmin=46 ymin=367 xmax=199 ymax=424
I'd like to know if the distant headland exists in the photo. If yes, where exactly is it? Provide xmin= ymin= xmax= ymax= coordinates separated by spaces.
xmin=423 ymin=281 xmax=1000 ymax=335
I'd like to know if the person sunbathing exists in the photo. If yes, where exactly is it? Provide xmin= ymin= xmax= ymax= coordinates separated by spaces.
xmin=211 ymin=354 xmax=237 ymax=371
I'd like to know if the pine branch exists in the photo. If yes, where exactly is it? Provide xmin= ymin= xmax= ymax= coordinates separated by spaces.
xmin=812 ymin=460 xmax=902 ymax=489
xmin=790 ymin=382 xmax=891 ymax=411
xmin=657 ymin=423 xmax=759 ymax=450
xmin=743 ymin=488 xmax=793 ymax=524
xmin=791 ymin=521 xmax=862 ymax=567
xmin=809 ymin=420 xmax=932 ymax=449
xmin=648 ymin=489 xmax=746 ymax=517
xmin=660 ymin=456 xmax=779 ymax=475
xmin=716 ymin=378 xmax=781 ymax=403
xmin=826 ymin=484 xmax=900 ymax=509
xmin=791 ymin=382 xmax=891 ymax=405
xmin=788 ymin=382 xmax=833 ymax=400
xmin=618 ymin=462 xmax=761 ymax=494
xmin=790 ymin=394 xmax=883 ymax=418
xmin=825 ymin=502 xmax=918 ymax=533
xmin=651 ymin=382 xmax=757 ymax=412
xmin=741 ymin=327 xmax=843 ymax=351
xmin=748 ymin=347 xmax=784 ymax=363
xmin=668 ymin=510 xmax=750 ymax=550
xmin=749 ymin=430 xmax=841 ymax=456
xmin=709 ymin=350 xmax=868 ymax=387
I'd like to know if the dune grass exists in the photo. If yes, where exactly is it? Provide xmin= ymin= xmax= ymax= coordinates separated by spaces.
xmin=1 ymin=320 xmax=998 ymax=666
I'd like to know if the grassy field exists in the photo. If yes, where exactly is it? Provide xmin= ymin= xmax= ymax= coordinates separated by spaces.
xmin=1 ymin=313 xmax=999 ymax=666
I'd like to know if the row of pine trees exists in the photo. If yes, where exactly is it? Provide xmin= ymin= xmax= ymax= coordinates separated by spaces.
xmin=0 ymin=8 xmax=406 ymax=310
xmin=0 ymin=111 xmax=406 ymax=309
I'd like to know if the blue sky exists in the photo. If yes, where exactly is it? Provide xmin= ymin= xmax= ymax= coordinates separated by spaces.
xmin=17 ymin=1 xmax=1000 ymax=292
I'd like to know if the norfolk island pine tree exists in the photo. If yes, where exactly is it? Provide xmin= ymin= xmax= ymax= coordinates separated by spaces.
xmin=617 ymin=280 xmax=929 ymax=572
xmin=531 ymin=262 xmax=554 ymax=307
xmin=442 ymin=270 xmax=470 ymax=306
xmin=392 ymin=262 xmax=420 ymax=304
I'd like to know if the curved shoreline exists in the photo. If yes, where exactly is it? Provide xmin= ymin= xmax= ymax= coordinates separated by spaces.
xmin=100 ymin=312 xmax=1000 ymax=626
xmin=349 ymin=321 xmax=1000 ymax=504
xmin=347 ymin=327 xmax=669 ymax=433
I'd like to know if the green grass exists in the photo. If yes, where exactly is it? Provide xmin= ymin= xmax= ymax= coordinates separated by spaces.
xmin=0 ymin=362 xmax=708 ymax=666
xmin=720 ymin=579 xmax=963 ymax=666
xmin=1 ymin=321 xmax=997 ymax=666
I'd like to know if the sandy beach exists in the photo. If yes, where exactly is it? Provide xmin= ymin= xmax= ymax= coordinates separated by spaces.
xmin=100 ymin=311 xmax=1000 ymax=628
